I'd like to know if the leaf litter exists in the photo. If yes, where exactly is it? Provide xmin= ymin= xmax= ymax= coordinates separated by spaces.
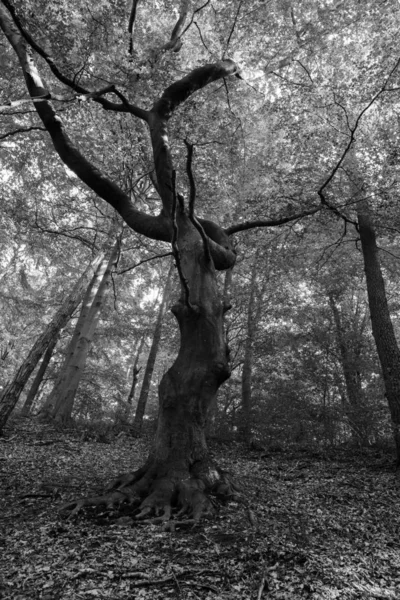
xmin=1 ymin=417 xmax=400 ymax=599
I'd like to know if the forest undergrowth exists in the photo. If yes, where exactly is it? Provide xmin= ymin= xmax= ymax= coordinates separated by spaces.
xmin=1 ymin=418 xmax=400 ymax=600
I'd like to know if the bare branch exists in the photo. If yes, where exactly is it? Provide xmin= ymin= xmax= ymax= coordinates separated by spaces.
xmin=0 ymin=125 xmax=45 ymax=140
xmin=193 ymin=21 xmax=213 ymax=56
xmin=181 ymin=0 xmax=211 ymax=37
xmin=226 ymin=205 xmax=321 ymax=235
xmin=318 ymin=56 xmax=400 ymax=201
xmin=118 ymin=253 xmax=173 ymax=275
xmin=224 ymin=0 xmax=243 ymax=57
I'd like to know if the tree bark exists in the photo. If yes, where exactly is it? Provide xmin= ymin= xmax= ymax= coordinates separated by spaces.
xmin=40 ymin=242 xmax=116 ymax=420
xmin=131 ymin=261 xmax=174 ymax=437
xmin=142 ymin=212 xmax=233 ymax=509
xmin=0 ymin=253 xmax=105 ymax=433
xmin=42 ymin=239 xmax=120 ymax=423
xmin=20 ymin=333 xmax=59 ymax=417
xmin=125 ymin=336 xmax=146 ymax=413
xmin=357 ymin=198 xmax=400 ymax=463
xmin=240 ymin=256 xmax=258 ymax=443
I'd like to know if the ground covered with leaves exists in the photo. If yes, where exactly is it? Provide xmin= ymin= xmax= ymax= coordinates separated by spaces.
xmin=1 ymin=418 xmax=400 ymax=600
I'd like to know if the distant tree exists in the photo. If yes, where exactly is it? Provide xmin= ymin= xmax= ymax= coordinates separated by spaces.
xmin=39 ymin=237 xmax=120 ymax=423
xmin=0 ymin=252 xmax=105 ymax=432
xmin=20 ymin=333 xmax=59 ymax=417
xmin=131 ymin=260 xmax=174 ymax=437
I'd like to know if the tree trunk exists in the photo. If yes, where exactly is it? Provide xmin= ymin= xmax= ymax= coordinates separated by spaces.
xmin=40 ymin=243 xmax=115 ymax=419
xmin=0 ymin=253 xmax=105 ymax=433
xmin=240 ymin=255 xmax=258 ymax=443
xmin=131 ymin=261 xmax=174 ymax=437
xmin=20 ymin=333 xmax=59 ymax=417
xmin=143 ymin=213 xmax=234 ymax=512
xmin=357 ymin=199 xmax=400 ymax=463
xmin=126 ymin=336 xmax=146 ymax=411
xmin=62 ymin=214 xmax=239 ymax=523
xmin=43 ymin=239 xmax=120 ymax=423
xmin=328 ymin=294 xmax=369 ymax=444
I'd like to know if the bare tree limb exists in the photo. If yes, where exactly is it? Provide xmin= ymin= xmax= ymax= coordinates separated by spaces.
xmin=223 ymin=0 xmax=243 ymax=57
xmin=0 ymin=125 xmax=45 ymax=139
xmin=118 ymin=252 xmax=173 ymax=275
xmin=318 ymin=56 xmax=400 ymax=221
xmin=225 ymin=205 xmax=321 ymax=235
xmin=180 ymin=0 xmax=211 ymax=37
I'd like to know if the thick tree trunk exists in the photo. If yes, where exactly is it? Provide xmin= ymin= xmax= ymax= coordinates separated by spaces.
xmin=20 ymin=333 xmax=59 ymax=417
xmin=0 ymin=253 xmax=105 ymax=433
xmin=328 ymin=294 xmax=369 ymax=444
xmin=357 ymin=199 xmax=400 ymax=463
xmin=43 ymin=240 xmax=120 ymax=423
xmin=135 ymin=213 xmax=234 ymax=516
xmin=62 ymin=214 xmax=239 ymax=523
xmin=131 ymin=261 xmax=174 ymax=436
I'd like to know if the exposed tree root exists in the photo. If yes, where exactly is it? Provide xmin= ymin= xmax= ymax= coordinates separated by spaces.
xmin=60 ymin=457 xmax=241 ymax=526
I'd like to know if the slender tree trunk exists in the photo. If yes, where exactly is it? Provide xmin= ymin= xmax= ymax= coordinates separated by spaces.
xmin=131 ymin=261 xmax=174 ymax=436
xmin=0 ymin=253 xmax=105 ymax=433
xmin=357 ymin=198 xmax=400 ymax=463
xmin=45 ymin=239 xmax=120 ymax=423
xmin=40 ymin=244 xmax=115 ymax=418
xmin=126 ymin=336 xmax=146 ymax=411
xmin=240 ymin=257 xmax=258 ymax=443
xmin=20 ymin=333 xmax=59 ymax=417
xmin=328 ymin=294 xmax=369 ymax=444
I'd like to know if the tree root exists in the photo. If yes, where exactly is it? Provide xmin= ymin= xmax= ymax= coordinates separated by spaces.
xmin=59 ymin=458 xmax=241 ymax=525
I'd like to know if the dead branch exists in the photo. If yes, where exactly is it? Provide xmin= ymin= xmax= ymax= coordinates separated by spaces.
xmin=225 ymin=205 xmax=321 ymax=235
xmin=118 ymin=252 xmax=172 ymax=274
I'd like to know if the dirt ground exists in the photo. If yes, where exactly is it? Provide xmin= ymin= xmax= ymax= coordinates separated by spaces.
xmin=1 ymin=417 xmax=400 ymax=600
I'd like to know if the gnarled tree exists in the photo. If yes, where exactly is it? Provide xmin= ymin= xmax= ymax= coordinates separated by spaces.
xmin=0 ymin=0 xmax=317 ymax=523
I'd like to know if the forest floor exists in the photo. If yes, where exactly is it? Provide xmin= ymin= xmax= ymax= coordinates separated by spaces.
xmin=1 ymin=418 xmax=400 ymax=600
